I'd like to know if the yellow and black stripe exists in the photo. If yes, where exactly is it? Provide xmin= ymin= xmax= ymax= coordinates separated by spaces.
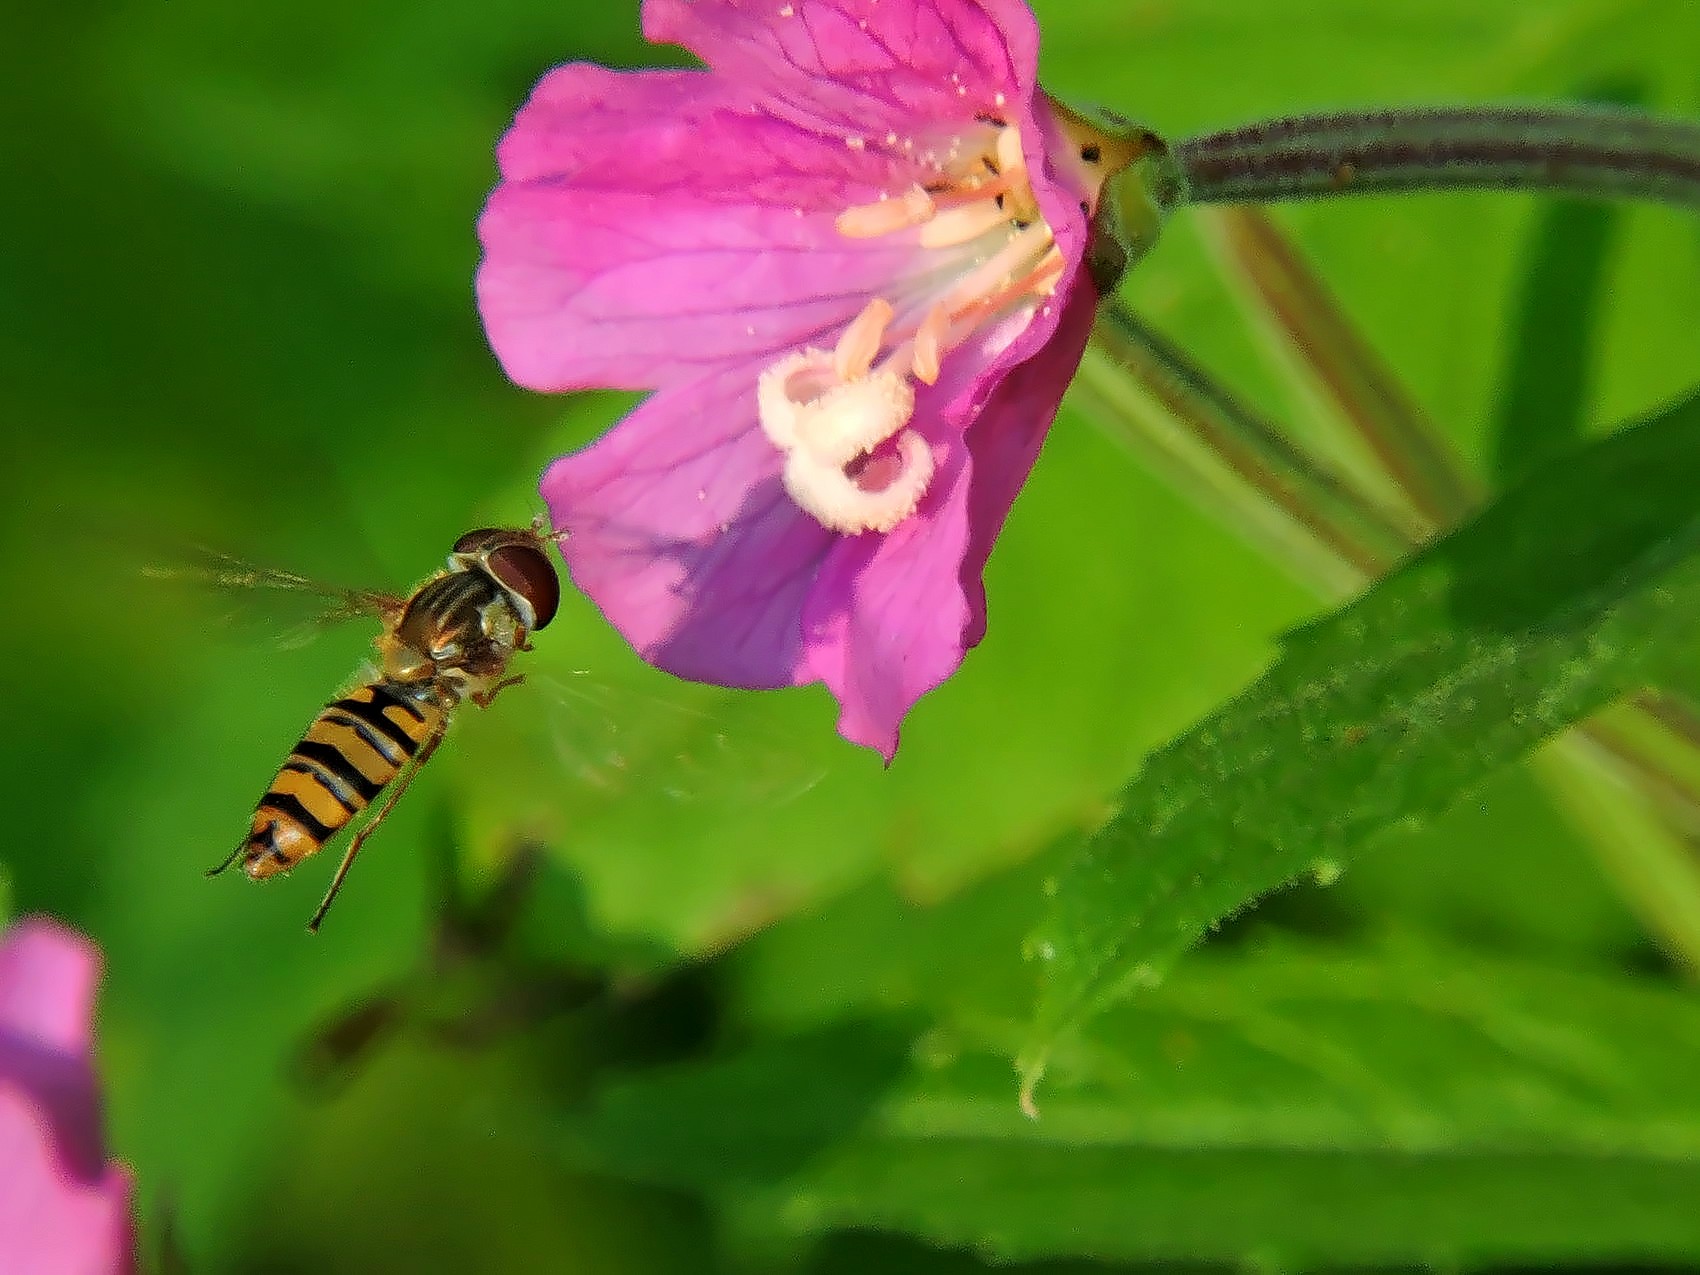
xmin=239 ymin=681 xmax=443 ymax=879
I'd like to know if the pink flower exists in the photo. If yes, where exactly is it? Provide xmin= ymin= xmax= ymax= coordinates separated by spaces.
xmin=478 ymin=0 xmax=1150 ymax=758
xmin=0 ymin=918 xmax=134 ymax=1275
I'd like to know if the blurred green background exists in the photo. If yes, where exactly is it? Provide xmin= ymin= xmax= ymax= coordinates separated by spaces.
xmin=6 ymin=0 xmax=1700 ymax=1271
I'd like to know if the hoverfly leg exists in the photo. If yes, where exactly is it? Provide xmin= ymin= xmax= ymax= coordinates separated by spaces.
xmin=307 ymin=721 xmax=449 ymax=933
xmin=205 ymin=844 xmax=247 ymax=877
xmin=471 ymin=674 xmax=526 ymax=710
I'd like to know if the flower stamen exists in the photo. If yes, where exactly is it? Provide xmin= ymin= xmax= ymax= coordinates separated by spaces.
xmin=758 ymin=122 xmax=1062 ymax=534
xmin=995 ymin=126 xmax=1027 ymax=184
xmin=936 ymin=221 xmax=1058 ymax=315
xmin=918 ymin=200 xmax=1014 ymax=249
xmin=836 ymin=185 xmax=935 ymax=238
xmin=834 ymin=297 xmax=895 ymax=382
xmin=951 ymin=243 xmax=1067 ymax=326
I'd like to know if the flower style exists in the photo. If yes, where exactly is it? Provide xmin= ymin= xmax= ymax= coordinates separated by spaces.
xmin=0 ymin=917 xmax=134 ymax=1275
xmin=478 ymin=0 xmax=1159 ymax=758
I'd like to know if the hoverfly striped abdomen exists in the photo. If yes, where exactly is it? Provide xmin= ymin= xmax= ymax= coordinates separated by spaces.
xmin=239 ymin=682 xmax=444 ymax=879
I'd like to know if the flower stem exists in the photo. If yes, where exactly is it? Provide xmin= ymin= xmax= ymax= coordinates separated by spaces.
xmin=1532 ymin=739 xmax=1700 ymax=973
xmin=1175 ymin=105 xmax=1700 ymax=210
xmin=1199 ymin=206 xmax=1480 ymax=526
xmin=1642 ymin=689 xmax=1700 ymax=755
xmin=1085 ymin=305 xmax=1418 ymax=581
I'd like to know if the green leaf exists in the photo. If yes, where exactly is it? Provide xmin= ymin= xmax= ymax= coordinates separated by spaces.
xmin=575 ymin=943 xmax=1700 ymax=1268
xmin=1026 ymin=394 xmax=1700 ymax=1071
xmin=726 ymin=761 xmax=1652 ymax=1041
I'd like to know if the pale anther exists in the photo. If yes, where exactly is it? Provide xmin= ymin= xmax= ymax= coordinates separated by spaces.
xmin=836 ymin=186 xmax=934 ymax=238
xmin=911 ymin=305 xmax=951 ymax=385
xmin=995 ymin=126 xmax=1027 ymax=183
xmin=833 ymin=297 xmax=894 ymax=382
xmin=919 ymin=201 xmax=1012 ymax=249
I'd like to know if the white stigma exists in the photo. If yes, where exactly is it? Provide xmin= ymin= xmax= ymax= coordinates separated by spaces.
xmin=782 ymin=428 xmax=935 ymax=535
xmin=757 ymin=348 xmax=916 ymax=468
xmin=756 ymin=301 xmax=924 ymax=535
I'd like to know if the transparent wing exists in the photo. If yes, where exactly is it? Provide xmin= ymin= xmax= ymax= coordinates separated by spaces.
xmin=141 ymin=544 xmax=406 ymax=649
xmin=528 ymin=669 xmax=828 ymax=807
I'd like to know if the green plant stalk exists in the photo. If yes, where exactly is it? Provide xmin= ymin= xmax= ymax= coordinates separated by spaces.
xmin=1087 ymin=99 xmax=1700 ymax=970
xmin=1086 ymin=305 xmax=1417 ymax=577
xmin=1175 ymin=105 xmax=1700 ymax=209
xmin=1070 ymin=344 xmax=1371 ymax=599
xmin=1581 ymin=713 xmax=1700 ymax=838
xmin=1644 ymin=690 xmax=1700 ymax=756
xmin=1028 ymin=391 xmax=1700 ymax=1079
xmin=1199 ymin=203 xmax=1700 ymax=735
xmin=1534 ymin=739 xmax=1700 ymax=967
xmin=1199 ymin=205 xmax=1481 ymax=525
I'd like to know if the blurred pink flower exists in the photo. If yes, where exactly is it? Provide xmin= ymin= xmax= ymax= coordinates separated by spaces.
xmin=0 ymin=917 xmax=134 ymax=1275
xmin=478 ymin=0 xmax=1123 ymax=758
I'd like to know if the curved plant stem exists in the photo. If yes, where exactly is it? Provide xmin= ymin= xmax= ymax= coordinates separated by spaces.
xmin=1176 ymin=105 xmax=1700 ymax=209
xmin=1086 ymin=305 xmax=1419 ymax=580
xmin=1199 ymin=206 xmax=1480 ymax=525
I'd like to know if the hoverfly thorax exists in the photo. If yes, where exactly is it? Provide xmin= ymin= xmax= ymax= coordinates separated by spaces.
xmin=375 ymin=527 xmax=562 ymax=691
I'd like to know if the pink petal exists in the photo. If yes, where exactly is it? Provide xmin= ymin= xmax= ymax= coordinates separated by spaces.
xmin=545 ymin=263 xmax=1098 ymax=758
xmin=0 ymin=919 xmax=133 ymax=1275
xmin=642 ymin=0 xmax=1040 ymax=133
xmin=542 ymin=361 xmax=836 ymax=689
xmin=800 ymin=441 xmax=973 ymax=760
xmin=801 ymin=277 xmax=1098 ymax=759
xmin=957 ymin=276 xmax=1100 ymax=647
xmin=0 ymin=1089 xmax=133 ymax=1275
xmin=477 ymin=8 xmax=1090 ymax=400
xmin=492 ymin=63 xmax=909 ymax=200
xmin=479 ymin=187 xmax=917 ymax=392
xmin=0 ymin=1093 xmax=133 ymax=1275
xmin=0 ymin=919 xmax=99 ymax=1057
xmin=500 ymin=1 xmax=1109 ymax=757
xmin=477 ymin=62 xmax=925 ymax=393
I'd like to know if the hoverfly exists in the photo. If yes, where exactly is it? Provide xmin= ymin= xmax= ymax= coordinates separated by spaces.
xmin=198 ymin=525 xmax=561 ymax=931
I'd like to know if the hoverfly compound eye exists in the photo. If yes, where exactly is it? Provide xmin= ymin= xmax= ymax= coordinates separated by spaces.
xmin=452 ymin=528 xmax=508 ymax=555
xmin=485 ymin=543 xmax=560 ymax=630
